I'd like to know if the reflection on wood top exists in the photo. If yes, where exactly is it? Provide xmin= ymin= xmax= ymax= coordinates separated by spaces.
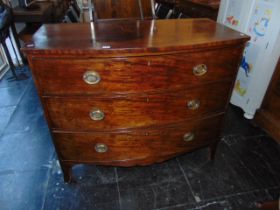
xmin=22 ymin=19 xmax=249 ymax=57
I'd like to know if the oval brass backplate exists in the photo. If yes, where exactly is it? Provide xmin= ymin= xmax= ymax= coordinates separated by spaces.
xmin=183 ymin=132 xmax=195 ymax=142
xmin=187 ymin=99 xmax=200 ymax=110
xmin=83 ymin=71 xmax=101 ymax=85
xmin=95 ymin=143 xmax=108 ymax=153
xmin=193 ymin=64 xmax=208 ymax=76
xmin=89 ymin=109 xmax=105 ymax=121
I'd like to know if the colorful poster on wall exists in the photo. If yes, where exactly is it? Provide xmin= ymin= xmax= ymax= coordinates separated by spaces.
xmin=247 ymin=0 xmax=273 ymax=44
xmin=234 ymin=42 xmax=260 ymax=96
xmin=225 ymin=0 xmax=243 ymax=29
xmin=234 ymin=0 xmax=274 ymax=97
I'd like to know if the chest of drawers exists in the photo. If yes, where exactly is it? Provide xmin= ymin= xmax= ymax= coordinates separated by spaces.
xmin=23 ymin=19 xmax=249 ymax=182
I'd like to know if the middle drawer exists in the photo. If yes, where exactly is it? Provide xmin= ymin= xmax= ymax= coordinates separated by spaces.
xmin=45 ymin=82 xmax=231 ymax=131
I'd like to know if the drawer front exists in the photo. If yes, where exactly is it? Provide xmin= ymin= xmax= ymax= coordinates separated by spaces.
xmin=45 ymin=81 xmax=231 ymax=131
xmin=53 ymin=114 xmax=223 ymax=163
xmin=32 ymin=47 xmax=242 ymax=95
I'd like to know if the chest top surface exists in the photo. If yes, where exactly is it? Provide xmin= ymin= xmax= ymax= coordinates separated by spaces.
xmin=22 ymin=19 xmax=249 ymax=57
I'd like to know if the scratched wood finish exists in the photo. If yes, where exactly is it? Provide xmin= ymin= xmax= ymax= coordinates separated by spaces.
xmin=45 ymin=81 xmax=230 ymax=131
xmin=22 ymin=19 xmax=249 ymax=182
xmin=53 ymin=114 xmax=223 ymax=164
xmin=32 ymin=47 xmax=242 ymax=95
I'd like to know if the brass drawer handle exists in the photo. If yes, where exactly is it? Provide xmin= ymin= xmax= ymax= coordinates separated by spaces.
xmin=95 ymin=143 xmax=108 ymax=153
xmin=193 ymin=64 xmax=207 ymax=76
xmin=187 ymin=100 xmax=200 ymax=110
xmin=183 ymin=132 xmax=195 ymax=142
xmin=83 ymin=71 xmax=101 ymax=85
xmin=89 ymin=109 xmax=105 ymax=121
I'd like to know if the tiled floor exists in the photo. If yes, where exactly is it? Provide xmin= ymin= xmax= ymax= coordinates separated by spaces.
xmin=0 ymin=68 xmax=279 ymax=210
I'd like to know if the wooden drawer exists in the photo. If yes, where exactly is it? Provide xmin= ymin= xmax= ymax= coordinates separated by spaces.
xmin=32 ymin=47 xmax=243 ymax=95
xmin=45 ymin=81 xmax=231 ymax=131
xmin=53 ymin=114 xmax=224 ymax=164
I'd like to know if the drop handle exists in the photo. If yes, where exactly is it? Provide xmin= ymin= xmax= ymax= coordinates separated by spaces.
xmin=187 ymin=100 xmax=200 ymax=110
xmin=193 ymin=64 xmax=207 ymax=76
xmin=183 ymin=132 xmax=195 ymax=142
xmin=95 ymin=143 xmax=108 ymax=153
xmin=89 ymin=109 xmax=105 ymax=121
xmin=83 ymin=71 xmax=101 ymax=85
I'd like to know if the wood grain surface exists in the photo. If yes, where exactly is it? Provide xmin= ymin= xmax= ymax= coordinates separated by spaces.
xmin=53 ymin=114 xmax=224 ymax=165
xmin=45 ymin=81 xmax=230 ymax=131
xmin=32 ymin=46 xmax=243 ymax=95
xmin=23 ymin=19 xmax=249 ymax=182
xmin=22 ymin=19 xmax=249 ymax=56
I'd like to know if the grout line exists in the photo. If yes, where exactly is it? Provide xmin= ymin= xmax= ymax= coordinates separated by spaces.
xmin=176 ymin=158 xmax=199 ymax=203
xmin=16 ymin=79 xmax=33 ymax=105
xmin=40 ymin=168 xmax=53 ymax=210
xmin=192 ymin=186 xmax=280 ymax=209
xmin=223 ymin=135 xmax=280 ymax=187
xmin=0 ymin=79 xmax=32 ymax=139
xmin=0 ymin=104 xmax=17 ymax=108
xmin=184 ymin=201 xmax=228 ymax=210
xmin=0 ymin=105 xmax=17 ymax=138
xmin=115 ymin=167 xmax=123 ymax=210
xmin=243 ymin=134 xmax=269 ymax=139
xmin=222 ymin=134 xmax=268 ymax=140
xmin=224 ymin=142 xmax=261 ymax=186
xmin=154 ymin=202 xmax=195 ymax=210
xmin=154 ymin=186 xmax=280 ymax=210
xmin=41 ymin=152 xmax=56 ymax=210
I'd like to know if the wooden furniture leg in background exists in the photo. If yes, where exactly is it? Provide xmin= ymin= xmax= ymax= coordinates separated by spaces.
xmin=209 ymin=141 xmax=219 ymax=160
xmin=60 ymin=162 xmax=73 ymax=183
xmin=256 ymin=201 xmax=279 ymax=210
xmin=254 ymin=59 xmax=280 ymax=210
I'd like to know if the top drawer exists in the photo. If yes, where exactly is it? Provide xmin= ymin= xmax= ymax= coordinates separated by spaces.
xmin=31 ymin=47 xmax=243 ymax=95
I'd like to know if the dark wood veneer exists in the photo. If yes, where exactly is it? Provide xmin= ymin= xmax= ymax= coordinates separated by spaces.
xmin=53 ymin=114 xmax=224 ymax=163
xmin=23 ymin=19 xmax=248 ymax=56
xmin=255 ymin=59 xmax=280 ymax=143
xmin=31 ymin=47 xmax=243 ymax=95
xmin=45 ymin=81 xmax=231 ymax=131
xmin=22 ymin=19 xmax=249 ymax=182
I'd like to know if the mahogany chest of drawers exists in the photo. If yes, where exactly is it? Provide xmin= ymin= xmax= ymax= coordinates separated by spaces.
xmin=23 ymin=19 xmax=249 ymax=182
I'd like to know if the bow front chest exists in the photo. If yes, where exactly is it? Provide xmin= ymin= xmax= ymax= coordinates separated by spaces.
xmin=23 ymin=19 xmax=249 ymax=182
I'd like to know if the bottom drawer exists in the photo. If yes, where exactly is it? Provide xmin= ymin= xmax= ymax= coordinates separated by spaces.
xmin=53 ymin=114 xmax=224 ymax=165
